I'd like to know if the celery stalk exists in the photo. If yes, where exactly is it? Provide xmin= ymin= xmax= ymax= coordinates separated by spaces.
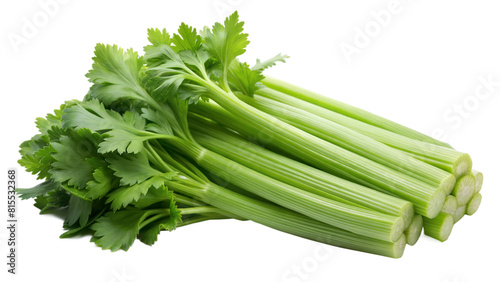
xmin=191 ymin=100 xmax=446 ymax=218
xmin=166 ymin=137 xmax=405 ymax=242
xmin=423 ymin=213 xmax=454 ymax=242
xmin=238 ymin=92 xmax=456 ymax=194
xmin=400 ymin=151 xmax=472 ymax=179
xmin=189 ymin=116 xmax=414 ymax=227
xmin=195 ymin=148 xmax=405 ymax=242
xmin=261 ymin=76 xmax=453 ymax=149
xmin=168 ymin=178 xmax=407 ymax=258
xmin=255 ymin=87 xmax=471 ymax=178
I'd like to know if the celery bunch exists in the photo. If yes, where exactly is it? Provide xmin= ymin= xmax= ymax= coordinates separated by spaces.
xmin=17 ymin=12 xmax=481 ymax=258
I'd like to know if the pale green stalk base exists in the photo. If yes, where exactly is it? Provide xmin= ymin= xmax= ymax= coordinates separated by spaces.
xmin=472 ymin=170 xmax=483 ymax=194
xmin=442 ymin=195 xmax=458 ymax=215
xmin=423 ymin=213 xmax=454 ymax=242
xmin=404 ymin=214 xmax=423 ymax=246
xmin=466 ymin=193 xmax=482 ymax=216
xmin=452 ymin=174 xmax=476 ymax=206
xmin=454 ymin=205 xmax=467 ymax=223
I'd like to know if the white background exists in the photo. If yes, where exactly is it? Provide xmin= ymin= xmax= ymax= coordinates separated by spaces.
xmin=1 ymin=0 xmax=499 ymax=281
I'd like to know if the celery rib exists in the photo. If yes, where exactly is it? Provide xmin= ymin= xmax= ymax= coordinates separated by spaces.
xmin=256 ymin=87 xmax=471 ymax=178
xmin=191 ymin=100 xmax=445 ymax=218
xmin=189 ymin=116 xmax=414 ymax=227
xmin=423 ymin=213 xmax=454 ymax=242
xmin=195 ymin=149 xmax=405 ymax=242
xmin=240 ymin=92 xmax=456 ymax=194
xmin=261 ymin=76 xmax=453 ymax=149
xmin=168 ymin=178 xmax=406 ymax=258
xmin=401 ymin=151 xmax=472 ymax=178
xmin=167 ymin=136 xmax=405 ymax=242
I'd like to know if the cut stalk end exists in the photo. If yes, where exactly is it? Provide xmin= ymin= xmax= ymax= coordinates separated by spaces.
xmin=441 ymin=174 xmax=457 ymax=195
xmin=442 ymin=195 xmax=458 ymax=215
xmin=391 ymin=234 xmax=407 ymax=259
xmin=390 ymin=217 xmax=407 ymax=243
xmin=425 ymin=188 xmax=447 ymax=219
xmin=401 ymin=202 xmax=415 ymax=229
xmin=453 ymin=154 xmax=472 ymax=178
xmin=423 ymin=213 xmax=454 ymax=242
xmin=472 ymin=170 xmax=483 ymax=194
xmin=453 ymin=205 xmax=467 ymax=223
xmin=466 ymin=193 xmax=482 ymax=216
xmin=404 ymin=214 xmax=423 ymax=246
xmin=452 ymin=174 xmax=476 ymax=206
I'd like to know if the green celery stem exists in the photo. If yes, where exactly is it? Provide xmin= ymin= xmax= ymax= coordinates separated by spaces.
xmin=261 ymin=76 xmax=453 ymax=149
xmin=189 ymin=117 xmax=414 ymax=228
xmin=190 ymin=100 xmax=445 ymax=218
xmin=175 ymin=215 xmax=231 ymax=228
xmin=423 ymin=213 xmax=454 ymax=242
xmin=255 ymin=87 xmax=471 ymax=178
xmin=167 ymin=136 xmax=404 ymax=242
xmin=170 ymin=179 xmax=406 ymax=258
xmin=241 ymin=92 xmax=456 ymax=193
xmin=401 ymin=151 xmax=472 ymax=179
xmin=195 ymin=148 xmax=405 ymax=242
